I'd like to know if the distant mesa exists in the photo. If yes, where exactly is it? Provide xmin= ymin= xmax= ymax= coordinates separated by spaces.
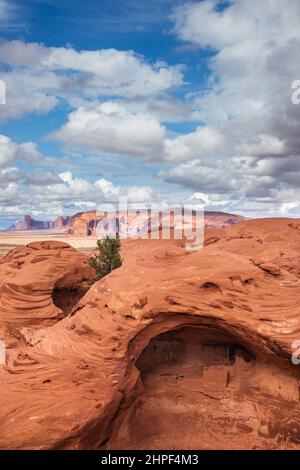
xmin=8 ymin=214 xmax=72 ymax=231
xmin=8 ymin=215 xmax=54 ymax=231
xmin=203 ymin=211 xmax=244 ymax=228
xmin=7 ymin=211 xmax=245 ymax=235
xmin=53 ymin=215 xmax=72 ymax=229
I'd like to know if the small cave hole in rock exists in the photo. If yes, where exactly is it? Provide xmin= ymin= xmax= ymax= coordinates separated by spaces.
xmin=106 ymin=325 xmax=300 ymax=450
xmin=52 ymin=286 xmax=89 ymax=316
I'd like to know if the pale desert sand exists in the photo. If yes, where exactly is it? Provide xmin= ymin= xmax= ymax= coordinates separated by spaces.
xmin=0 ymin=229 xmax=98 ymax=256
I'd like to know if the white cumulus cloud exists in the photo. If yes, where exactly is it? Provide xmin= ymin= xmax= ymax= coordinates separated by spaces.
xmin=51 ymin=102 xmax=166 ymax=157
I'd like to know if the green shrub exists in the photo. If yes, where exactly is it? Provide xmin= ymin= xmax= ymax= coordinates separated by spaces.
xmin=88 ymin=236 xmax=122 ymax=286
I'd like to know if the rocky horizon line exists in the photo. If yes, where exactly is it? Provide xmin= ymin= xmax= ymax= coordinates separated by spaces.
xmin=6 ymin=211 xmax=245 ymax=236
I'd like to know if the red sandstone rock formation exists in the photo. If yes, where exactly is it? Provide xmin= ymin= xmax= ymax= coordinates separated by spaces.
xmin=8 ymin=215 xmax=54 ymax=231
xmin=7 ymin=210 xmax=244 ymax=235
xmin=1 ymin=219 xmax=300 ymax=449
xmin=204 ymin=210 xmax=245 ymax=228
xmin=66 ymin=210 xmax=245 ymax=236
xmin=0 ymin=241 xmax=94 ymax=332
xmin=53 ymin=216 xmax=72 ymax=229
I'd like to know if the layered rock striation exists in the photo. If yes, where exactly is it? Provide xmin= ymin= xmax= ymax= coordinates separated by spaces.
xmin=0 ymin=219 xmax=300 ymax=449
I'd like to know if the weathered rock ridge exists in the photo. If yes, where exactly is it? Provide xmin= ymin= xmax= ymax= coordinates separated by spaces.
xmin=1 ymin=218 xmax=300 ymax=449
xmin=0 ymin=240 xmax=93 ymax=331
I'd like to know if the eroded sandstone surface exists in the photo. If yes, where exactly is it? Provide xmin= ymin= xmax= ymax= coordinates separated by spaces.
xmin=1 ymin=218 xmax=300 ymax=449
xmin=0 ymin=241 xmax=93 ymax=331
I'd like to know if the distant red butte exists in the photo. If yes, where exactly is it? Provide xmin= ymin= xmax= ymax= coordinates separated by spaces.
xmin=8 ymin=215 xmax=54 ymax=231
xmin=67 ymin=210 xmax=245 ymax=237
xmin=8 ymin=215 xmax=72 ymax=231
xmin=7 ymin=211 xmax=245 ymax=236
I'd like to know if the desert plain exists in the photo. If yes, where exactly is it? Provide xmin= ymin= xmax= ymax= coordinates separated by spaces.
xmin=0 ymin=230 xmax=97 ymax=257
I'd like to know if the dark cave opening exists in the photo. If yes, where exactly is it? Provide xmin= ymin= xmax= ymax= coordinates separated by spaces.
xmin=107 ymin=324 xmax=300 ymax=450
xmin=52 ymin=286 xmax=89 ymax=316
xmin=107 ymin=325 xmax=270 ymax=450
xmin=136 ymin=326 xmax=255 ymax=378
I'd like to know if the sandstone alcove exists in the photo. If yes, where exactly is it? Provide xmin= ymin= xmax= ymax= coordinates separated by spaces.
xmin=52 ymin=282 xmax=89 ymax=316
xmin=107 ymin=325 xmax=300 ymax=450
xmin=136 ymin=326 xmax=255 ymax=374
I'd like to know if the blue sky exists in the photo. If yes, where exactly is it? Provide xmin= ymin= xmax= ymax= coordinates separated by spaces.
xmin=0 ymin=0 xmax=300 ymax=228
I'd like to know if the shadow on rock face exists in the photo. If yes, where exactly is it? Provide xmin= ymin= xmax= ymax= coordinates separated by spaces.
xmin=52 ymin=285 xmax=89 ymax=316
xmin=136 ymin=326 xmax=255 ymax=373
xmin=107 ymin=325 xmax=300 ymax=450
